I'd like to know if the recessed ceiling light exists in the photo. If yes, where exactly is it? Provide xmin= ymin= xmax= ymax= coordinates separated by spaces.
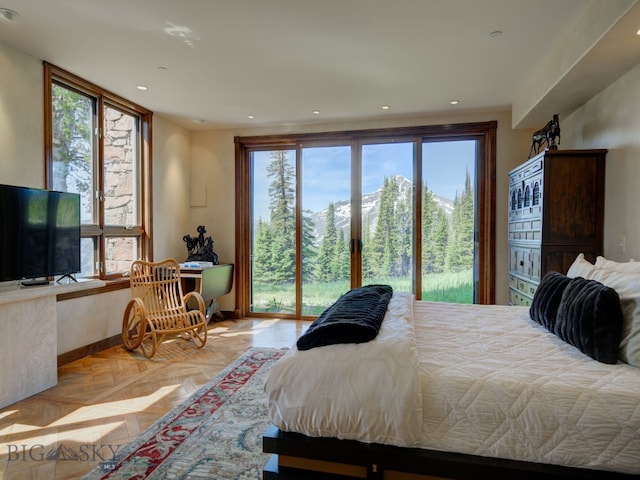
xmin=450 ymin=100 xmax=460 ymax=105
xmin=0 ymin=8 xmax=18 ymax=22
xmin=136 ymin=85 xmax=148 ymax=91
xmin=381 ymin=105 xmax=390 ymax=110
xmin=637 ymin=28 xmax=640 ymax=35
xmin=312 ymin=110 xmax=320 ymax=115
xmin=247 ymin=115 xmax=255 ymax=119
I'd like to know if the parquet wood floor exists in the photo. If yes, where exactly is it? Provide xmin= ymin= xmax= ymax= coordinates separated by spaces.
xmin=0 ymin=318 xmax=308 ymax=480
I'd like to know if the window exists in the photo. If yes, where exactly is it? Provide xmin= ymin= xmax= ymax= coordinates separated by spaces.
xmin=235 ymin=122 xmax=496 ymax=318
xmin=44 ymin=63 xmax=152 ymax=280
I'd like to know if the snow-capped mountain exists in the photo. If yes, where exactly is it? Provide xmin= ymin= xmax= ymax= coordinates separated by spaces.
xmin=310 ymin=175 xmax=453 ymax=244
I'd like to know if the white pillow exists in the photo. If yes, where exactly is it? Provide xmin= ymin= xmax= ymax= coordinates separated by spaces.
xmin=595 ymin=256 xmax=640 ymax=274
xmin=566 ymin=253 xmax=599 ymax=279
xmin=586 ymin=268 xmax=640 ymax=367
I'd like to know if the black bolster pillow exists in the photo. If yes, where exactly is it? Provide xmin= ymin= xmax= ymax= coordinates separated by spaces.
xmin=554 ymin=277 xmax=623 ymax=364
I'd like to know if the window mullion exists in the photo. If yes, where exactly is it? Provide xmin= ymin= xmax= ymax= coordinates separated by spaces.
xmin=97 ymin=96 xmax=107 ymax=278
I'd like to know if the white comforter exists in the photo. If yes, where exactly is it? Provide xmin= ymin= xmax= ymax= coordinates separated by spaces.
xmin=264 ymin=292 xmax=422 ymax=446
xmin=265 ymin=296 xmax=640 ymax=474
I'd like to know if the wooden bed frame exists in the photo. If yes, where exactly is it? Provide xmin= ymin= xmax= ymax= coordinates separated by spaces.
xmin=262 ymin=425 xmax=635 ymax=480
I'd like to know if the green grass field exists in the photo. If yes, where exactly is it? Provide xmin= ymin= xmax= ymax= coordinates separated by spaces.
xmin=252 ymin=269 xmax=473 ymax=315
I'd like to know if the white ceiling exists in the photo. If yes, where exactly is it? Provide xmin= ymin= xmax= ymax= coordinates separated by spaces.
xmin=0 ymin=0 xmax=639 ymax=131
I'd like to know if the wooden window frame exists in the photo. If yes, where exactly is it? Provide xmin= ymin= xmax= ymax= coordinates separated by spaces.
xmin=44 ymin=62 xmax=153 ymax=287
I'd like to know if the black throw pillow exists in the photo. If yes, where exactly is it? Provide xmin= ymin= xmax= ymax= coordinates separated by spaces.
xmin=554 ymin=277 xmax=623 ymax=364
xmin=529 ymin=271 xmax=572 ymax=331
xmin=296 ymin=284 xmax=393 ymax=351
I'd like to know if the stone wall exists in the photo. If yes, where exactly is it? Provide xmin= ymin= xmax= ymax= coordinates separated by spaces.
xmin=103 ymin=107 xmax=139 ymax=273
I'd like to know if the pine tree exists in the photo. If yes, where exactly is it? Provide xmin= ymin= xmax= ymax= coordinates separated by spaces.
xmin=447 ymin=168 xmax=474 ymax=271
xmin=421 ymin=183 xmax=439 ymax=273
xmin=396 ymin=183 xmax=413 ymax=276
xmin=266 ymin=150 xmax=296 ymax=284
xmin=460 ymin=168 xmax=475 ymax=269
xmin=252 ymin=218 xmax=274 ymax=285
xmin=432 ymin=207 xmax=449 ymax=272
xmin=447 ymin=192 xmax=461 ymax=270
xmin=370 ymin=176 xmax=399 ymax=277
xmin=361 ymin=216 xmax=373 ymax=279
xmin=316 ymin=202 xmax=338 ymax=282
xmin=301 ymin=210 xmax=316 ymax=283
xmin=334 ymin=227 xmax=350 ymax=281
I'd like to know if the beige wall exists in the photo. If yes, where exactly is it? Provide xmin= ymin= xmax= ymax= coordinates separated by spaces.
xmin=0 ymin=41 xmax=44 ymax=187
xmin=192 ymin=111 xmax=534 ymax=307
xmin=152 ymin=117 xmax=193 ymax=261
xmin=561 ymin=59 xmax=640 ymax=262
xmin=189 ymin=131 xmax=236 ymax=265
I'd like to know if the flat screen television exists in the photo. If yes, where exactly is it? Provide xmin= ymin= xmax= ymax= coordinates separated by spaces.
xmin=0 ymin=184 xmax=81 ymax=285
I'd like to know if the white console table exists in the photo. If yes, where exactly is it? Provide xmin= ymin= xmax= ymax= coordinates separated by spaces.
xmin=0 ymin=279 xmax=104 ymax=408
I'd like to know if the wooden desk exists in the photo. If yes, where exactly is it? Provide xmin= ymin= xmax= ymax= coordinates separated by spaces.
xmin=180 ymin=263 xmax=233 ymax=321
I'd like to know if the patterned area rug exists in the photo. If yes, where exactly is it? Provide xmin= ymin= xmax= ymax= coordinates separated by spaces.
xmin=82 ymin=347 xmax=287 ymax=480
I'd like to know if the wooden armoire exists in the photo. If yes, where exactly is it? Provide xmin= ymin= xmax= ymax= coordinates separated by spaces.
xmin=508 ymin=149 xmax=607 ymax=306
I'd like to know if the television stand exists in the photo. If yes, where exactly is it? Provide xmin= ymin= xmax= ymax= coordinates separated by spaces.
xmin=56 ymin=274 xmax=78 ymax=284
xmin=0 ymin=277 xmax=106 ymax=408
xmin=20 ymin=278 xmax=51 ymax=287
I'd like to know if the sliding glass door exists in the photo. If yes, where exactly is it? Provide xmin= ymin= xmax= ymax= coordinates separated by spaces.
xmin=421 ymin=140 xmax=476 ymax=303
xmin=250 ymin=149 xmax=297 ymax=314
xmin=301 ymin=145 xmax=352 ymax=315
xmin=237 ymin=123 xmax=495 ymax=318
xmin=360 ymin=142 xmax=415 ymax=293
xmin=249 ymin=145 xmax=352 ymax=315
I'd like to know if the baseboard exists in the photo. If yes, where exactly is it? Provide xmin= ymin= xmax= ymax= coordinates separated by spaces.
xmin=57 ymin=334 xmax=122 ymax=367
xmin=211 ymin=309 xmax=235 ymax=321
xmin=57 ymin=311 xmax=236 ymax=367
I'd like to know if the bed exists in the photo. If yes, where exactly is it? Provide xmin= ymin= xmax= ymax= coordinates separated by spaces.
xmin=262 ymin=258 xmax=640 ymax=479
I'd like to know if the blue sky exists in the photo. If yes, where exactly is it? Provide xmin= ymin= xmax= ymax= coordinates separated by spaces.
xmin=252 ymin=140 xmax=475 ymax=220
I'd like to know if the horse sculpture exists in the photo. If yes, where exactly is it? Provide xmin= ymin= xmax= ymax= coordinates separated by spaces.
xmin=529 ymin=114 xmax=561 ymax=158
xmin=183 ymin=225 xmax=219 ymax=264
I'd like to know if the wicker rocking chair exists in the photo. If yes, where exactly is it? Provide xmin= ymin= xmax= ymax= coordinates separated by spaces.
xmin=122 ymin=259 xmax=208 ymax=358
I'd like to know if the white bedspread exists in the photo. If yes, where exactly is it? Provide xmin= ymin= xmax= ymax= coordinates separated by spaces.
xmin=264 ymin=292 xmax=422 ymax=446
xmin=265 ymin=298 xmax=640 ymax=474
xmin=415 ymin=301 xmax=640 ymax=474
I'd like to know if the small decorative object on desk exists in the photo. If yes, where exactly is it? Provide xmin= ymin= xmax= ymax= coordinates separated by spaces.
xmin=528 ymin=113 xmax=561 ymax=158
xmin=181 ymin=261 xmax=214 ymax=269
xmin=183 ymin=225 xmax=219 ymax=264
